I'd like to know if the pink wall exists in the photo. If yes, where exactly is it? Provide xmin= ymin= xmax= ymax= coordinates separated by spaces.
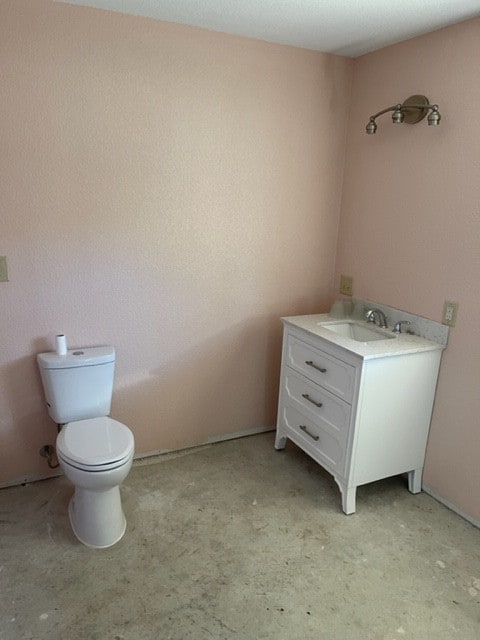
xmin=336 ymin=20 xmax=480 ymax=521
xmin=3 ymin=2 xmax=476 ymax=525
xmin=0 ymin=1 xmax=352 ymax=484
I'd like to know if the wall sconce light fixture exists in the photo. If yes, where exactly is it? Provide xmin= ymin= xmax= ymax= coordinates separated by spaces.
xmin=366 ymin=95 xmax=441 ymax=134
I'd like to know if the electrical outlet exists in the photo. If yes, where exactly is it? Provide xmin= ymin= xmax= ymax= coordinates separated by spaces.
xmin=442 ymin=301 xmax=459 ymax=327
xmin=0 ymin=256 xmax=8 ymax=282
xmin=339 ymin=274 xmax=353 ymax=296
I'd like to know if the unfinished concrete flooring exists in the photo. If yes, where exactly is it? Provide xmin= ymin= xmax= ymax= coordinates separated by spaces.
xmin=1 ymin=432 xmax=479 ymax=639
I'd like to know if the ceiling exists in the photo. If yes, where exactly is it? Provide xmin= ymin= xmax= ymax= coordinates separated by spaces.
xmin=61 ymin=1 xmax=480 ymax=57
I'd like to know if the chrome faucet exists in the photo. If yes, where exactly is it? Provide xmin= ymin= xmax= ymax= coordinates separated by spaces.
xmin=365 ymin=308 xmax=388 ymax=328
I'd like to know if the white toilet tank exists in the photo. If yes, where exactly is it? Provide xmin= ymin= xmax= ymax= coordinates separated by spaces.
xmin=37 ymin=347 xmax=116 ymax=424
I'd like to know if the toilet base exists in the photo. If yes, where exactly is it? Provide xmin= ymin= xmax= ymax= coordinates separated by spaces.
xmin=68 ymin=485 xmax=127 ymax=549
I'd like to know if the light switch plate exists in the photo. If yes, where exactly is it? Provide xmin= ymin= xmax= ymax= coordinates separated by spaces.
xmin=339 ymin=274 xmax=353 ymax=296
xmin=0 ymin=256 xmax=8 ymax=282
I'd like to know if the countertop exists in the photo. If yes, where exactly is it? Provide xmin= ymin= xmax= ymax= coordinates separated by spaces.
xmin=282 ymin=314 xmax=445 ymax=360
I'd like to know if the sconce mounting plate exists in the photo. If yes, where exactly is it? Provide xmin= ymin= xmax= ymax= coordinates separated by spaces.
xmin=401 ymin=94 xmax=429 ymax=124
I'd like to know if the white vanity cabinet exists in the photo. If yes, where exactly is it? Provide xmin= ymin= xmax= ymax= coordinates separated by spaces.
xmin=275 ymin=321 xmax=443 ymax=514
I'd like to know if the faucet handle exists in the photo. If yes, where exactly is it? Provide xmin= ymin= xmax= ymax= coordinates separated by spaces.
xmin=393 ymin=320 xmax=411 ymax=334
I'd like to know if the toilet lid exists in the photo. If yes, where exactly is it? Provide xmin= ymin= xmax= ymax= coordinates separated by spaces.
xmin=57 ymin=417 xmax=134 ymax=467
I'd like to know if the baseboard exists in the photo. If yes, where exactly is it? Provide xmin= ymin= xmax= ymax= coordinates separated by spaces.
xmin=0 ymin=427 xmax=275 ymax=489
xmin=422 ymin=484 xmax=480 ymax=529
xmin=206 ymin=425 xmax=275 ymax=444
xmin=134 ymin=425 xmax=275 ymax=462
xmin=0 ymin=470 xmax=62 ymax=490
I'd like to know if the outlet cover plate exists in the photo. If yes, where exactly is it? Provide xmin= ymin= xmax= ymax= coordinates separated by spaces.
xmin=442 ymin=300 xmax=459 ymax=327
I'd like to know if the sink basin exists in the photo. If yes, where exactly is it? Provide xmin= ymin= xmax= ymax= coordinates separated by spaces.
xmin=319 ymin=321 xmax=396 ymax=342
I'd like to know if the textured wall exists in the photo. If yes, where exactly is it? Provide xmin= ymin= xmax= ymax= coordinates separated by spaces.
xmin=0 ymin=0 xmax=352 ymax=483
xmin=335 ymin=19 xmax=480 ymax=521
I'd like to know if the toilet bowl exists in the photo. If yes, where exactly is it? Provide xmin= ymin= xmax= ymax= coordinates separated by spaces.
xmin=57 ymin=417 xmax=134 ymax=549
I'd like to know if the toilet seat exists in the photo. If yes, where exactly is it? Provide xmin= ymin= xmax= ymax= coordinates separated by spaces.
xmin=57 ymin=417 xmax=134 ymax=471
xmin=57 ymin=450 xmax=133 ymax=472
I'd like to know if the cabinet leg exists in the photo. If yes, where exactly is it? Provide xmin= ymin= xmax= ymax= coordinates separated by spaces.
xmin=274 ymin=431 xmax=287 ymax=450
xmin=335 ymin=479 xmax=356 ymax=514
xmin=408 ymin=468 xmax=422 ymax=494
xmin=342 ymin=487 xmax=356 ymax=515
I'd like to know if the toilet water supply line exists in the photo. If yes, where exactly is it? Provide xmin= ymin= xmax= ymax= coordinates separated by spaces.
xmin=40 ymin=444 xmax=59 ymax=469
xmin=39 ymin=424 xmax=62 ymax=469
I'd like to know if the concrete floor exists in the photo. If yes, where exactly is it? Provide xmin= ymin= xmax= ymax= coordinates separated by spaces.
xmin=1 ymin=432 xmax=479 ymax=640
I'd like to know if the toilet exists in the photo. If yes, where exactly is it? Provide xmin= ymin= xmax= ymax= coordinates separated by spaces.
xmin=37 ymin=346 xmax=134 ymax=548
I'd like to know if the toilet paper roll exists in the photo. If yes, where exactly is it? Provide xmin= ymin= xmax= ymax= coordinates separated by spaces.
xmin=56 ymin=334 xmax=67 ymax=356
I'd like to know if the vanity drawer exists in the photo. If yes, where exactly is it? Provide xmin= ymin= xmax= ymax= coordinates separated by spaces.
xmin=282 ymin=368 xmax=351 ymax=436
xmin=285 ymin=334 xmax=355 ymax=403
xmin=280 ymin=403 xmax=346 ymax=475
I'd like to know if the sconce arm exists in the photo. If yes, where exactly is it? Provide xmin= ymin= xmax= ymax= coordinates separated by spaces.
xmin=368 ymin=105 xmax=399 ymax=121
xmin=368 ymin=102 xmax=439 ymax=122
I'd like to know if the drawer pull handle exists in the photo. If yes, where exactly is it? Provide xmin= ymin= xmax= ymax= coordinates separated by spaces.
xmin=302 ymin=393 xmax=323 ymax=408
xmin=299 ymin=425 xmax=319 ymax=441
xmin=305 ymin=360 xmax=327 ymax=373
